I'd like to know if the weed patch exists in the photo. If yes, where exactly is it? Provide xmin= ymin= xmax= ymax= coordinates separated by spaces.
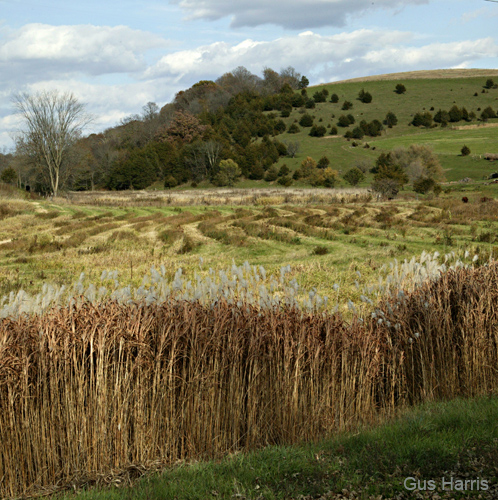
xmin=157 ymin=228 xmax=184 ymax=245
xmin=0 ymin=202 xmax=23 ymax=220
xmin=312 ymin=245 xmax=329 ymax=255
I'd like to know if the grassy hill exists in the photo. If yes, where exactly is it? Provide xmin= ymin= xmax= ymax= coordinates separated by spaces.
xmin=269 ymin=69 xmax=498 ymax=184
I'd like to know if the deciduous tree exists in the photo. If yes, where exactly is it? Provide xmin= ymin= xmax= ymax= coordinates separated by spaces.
xmin=300 ymin=156 xmax=317 ymax=178
xmin=264 ymin=165 xmax=279 ymax=182
xmin=0 ymin=166 xmax=17 ymax=184
xmin=284 ymin=140 xmax=300 ymax=157
xmin=157 ymin=110 xmax=206 ymax=144
xmin=413 ymin=177 xmax=436 ymax=194
xmin=343 ymin=167 xmax=365 ymax=186
xmin=13 ymin=90 xmax=92 ymax=197
xmin=371 ymin=178 xmax=400 ymax=199
xmin=215 ymin=159 xmax=241 ymax=187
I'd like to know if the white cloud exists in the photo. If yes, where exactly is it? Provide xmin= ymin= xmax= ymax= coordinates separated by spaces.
xmin=459 ymin=5 xmax=498 ymax=24
xmin=0 ymin=113 xmax=20 ymax=149
xmin=148 ymin=30 xmax=498 ymax=86
xmin=0 ymin=76 xmax=180 ymax=149
xmin=143 ymin=29 xmax=498 ymax=90
xmin=173 ymin=0 xmax=430 ymax=29
xmin=0 ymin=23 xmax=171 ymax=148
xmin=0 ymin=24 xmax=167 ymax=83
xmin=360 ymin=38 xmax=498 ymax=68
xmin=144 ymin=29 xmax=412 ymax=82
xmin=20 ymin=78 xmax=179 ymax=134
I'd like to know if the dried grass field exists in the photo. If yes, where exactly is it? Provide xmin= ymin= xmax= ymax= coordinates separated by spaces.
xmin=2 ymin=260 xmax=498 ymax=498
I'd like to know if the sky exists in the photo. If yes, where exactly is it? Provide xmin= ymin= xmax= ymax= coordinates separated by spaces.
xmin=1 ymin=0 xmax=497 ymax=150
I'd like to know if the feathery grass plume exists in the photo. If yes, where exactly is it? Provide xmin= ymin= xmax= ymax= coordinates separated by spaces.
xmin=2 ymin=260 xmax=498 ymax=497
xmin=0 ymin=250 xmax=481 ymax=320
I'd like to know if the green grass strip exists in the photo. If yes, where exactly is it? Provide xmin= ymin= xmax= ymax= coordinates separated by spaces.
xmin=56 ymin=396 xmax=498 ymax=500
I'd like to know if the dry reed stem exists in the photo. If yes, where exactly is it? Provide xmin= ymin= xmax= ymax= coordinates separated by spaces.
xmin=2 ymin=262 xmax=498 ymax=498
xmin=0 ymin=301 xmax=379 ymax=497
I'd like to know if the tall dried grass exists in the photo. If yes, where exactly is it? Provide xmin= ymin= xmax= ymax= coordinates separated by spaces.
xmin=1 ymin=261 xmax=498 ymax=498
xmin=374 ymin=262 xmax=498 ymax=404
xmin=67 ymin=188 xmax=372 ymax=207
xmin=0 ymin=300 xmax=375 ymax=497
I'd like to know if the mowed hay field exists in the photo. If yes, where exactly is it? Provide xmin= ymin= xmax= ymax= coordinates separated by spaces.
xmin=2 ymin=186 xmax=498 ymax=307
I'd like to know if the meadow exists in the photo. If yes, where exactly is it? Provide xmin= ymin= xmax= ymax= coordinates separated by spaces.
xmin=2 ymin=185 xmax=498 ymax=313
xmin=263 ymin=70 xmax=498 ymax=185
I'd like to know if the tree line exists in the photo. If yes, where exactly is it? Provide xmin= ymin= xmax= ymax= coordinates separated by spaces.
xmin=4 ymin=67 xmax=309 ymax=196
xmin=1 ymin=73 xmax=496 ymax=196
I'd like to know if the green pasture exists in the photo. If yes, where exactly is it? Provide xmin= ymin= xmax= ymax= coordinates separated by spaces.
xmin=2 ymin=190 xmax=498 ymax=311
xmin=268 ymin=75 xmax=498 ymax=185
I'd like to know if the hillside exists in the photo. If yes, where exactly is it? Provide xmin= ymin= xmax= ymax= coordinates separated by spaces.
xmin=272 ymin=70 xmax=498 ymax=184
xmin=314 ymin=68 xmax=498 ymax=85
xmin=5 ymin=68 xmax=498 ymax=194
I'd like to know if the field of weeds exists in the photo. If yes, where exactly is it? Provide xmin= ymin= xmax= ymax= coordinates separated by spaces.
xmin=67 ymin=187 xmax=370 ymax=207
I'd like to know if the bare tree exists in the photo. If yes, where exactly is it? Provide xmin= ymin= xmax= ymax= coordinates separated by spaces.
xmin=262 ymin=67 xmax=282 ymax=94
xmin=142 ymin=101 xmax=159 ymax=121
xmin=184 ymin=143 xmax=208 ymax=182
xmin=201 ymin=140 xmax=223 ymax=172
xmin=184 ymin=140 xmax=224 ymax=181
xmin=216 ymin=66 xmax=261 ymax=95
xmin=141 ymin=102 xmax=161 ymax=145
xmin=82 ymin=131 xmax=120 ymax=189
xmin=279 ymin=66 xmax=302 ymax=89
xmin=13 ymin=90 xmax=92 ymax=197
xmin=284 ymin=140 xmax=300 ymax=158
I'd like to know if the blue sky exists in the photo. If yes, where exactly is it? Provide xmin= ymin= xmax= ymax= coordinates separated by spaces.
xmin=1 ymin=0 xmax=497 ymax=149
